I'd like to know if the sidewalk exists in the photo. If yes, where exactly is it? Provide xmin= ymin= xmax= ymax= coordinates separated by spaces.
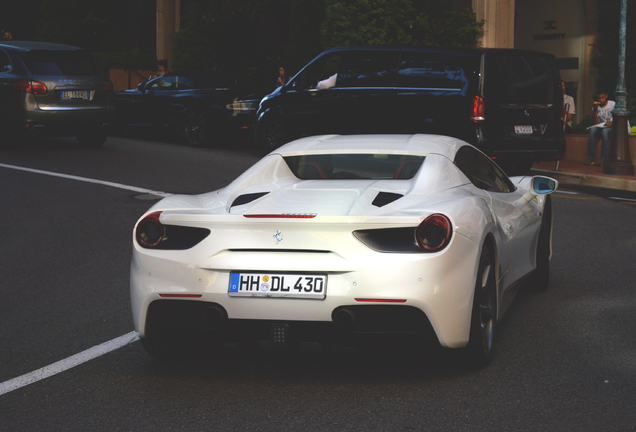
xmin=531 ymin=160 xmax=636 ymax=192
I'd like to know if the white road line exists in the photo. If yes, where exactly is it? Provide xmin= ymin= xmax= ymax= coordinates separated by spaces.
xmin=0 ymin=163 xmax=172 ymax=197
xmin=556 ymin=190 xmax=579 ymax=195
xmin=0 ymin=331 xmax=139 ymax=396
xmin=608 ymin=196 xmax=636 ymax=202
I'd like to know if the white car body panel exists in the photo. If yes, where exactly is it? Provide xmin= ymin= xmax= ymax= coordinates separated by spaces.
xmin=130 ymin=134 xmax=556 ymax=349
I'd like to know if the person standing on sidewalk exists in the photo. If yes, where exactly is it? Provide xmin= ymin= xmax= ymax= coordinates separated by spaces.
xmin=586 ymin=90 xmax=615 ymax=167
xmin=562 ymin=81 xmax=576 ymax=133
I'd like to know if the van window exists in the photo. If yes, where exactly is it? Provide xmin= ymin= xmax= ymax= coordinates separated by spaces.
xmin=396 ymin=52 xmax=469 ymax=91
xmin=339 ymin=51 xmax=399 ymax=88
xmin=19 ymin=50 xmax=101 ymax=76
xmin=294 ymin=52 xmax=345 ymax=90
xmin=492 ymin=55 xmax=555 ymax=107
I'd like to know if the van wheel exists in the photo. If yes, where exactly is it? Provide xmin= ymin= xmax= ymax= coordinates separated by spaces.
xmin=256 ymin=118 xmax=285 ymax=153
xmin=76 ymin=129 xmax=108 ymax=147
xmin=465 ymin=245 xmax=497 ymax=367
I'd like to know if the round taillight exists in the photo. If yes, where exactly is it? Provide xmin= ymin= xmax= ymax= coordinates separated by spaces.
xmin=416 ymin=214 xmax=453 ymax=252
xmin=136 ymin=211 xmax=164 ymax=248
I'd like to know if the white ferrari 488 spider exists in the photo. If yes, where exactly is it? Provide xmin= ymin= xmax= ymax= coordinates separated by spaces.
xmin=130 ymin=134 xmax=557 ymax=366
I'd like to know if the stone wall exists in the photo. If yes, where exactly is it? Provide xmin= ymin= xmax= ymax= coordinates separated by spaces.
xmin=565 ymin=134 xmax=636 ymax=165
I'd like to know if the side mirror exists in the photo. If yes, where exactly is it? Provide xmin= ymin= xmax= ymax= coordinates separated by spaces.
xmin=137 ymin=82 xmax=146 ymax=93
xmin=520 ymin=175 xmax=558 ymax=203
xmin=532 ymin=176 xmax=557 ymax=194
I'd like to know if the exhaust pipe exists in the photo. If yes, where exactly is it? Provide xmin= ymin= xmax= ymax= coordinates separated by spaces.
xmin=333 ymin=308 xmax=355 ymax=331
xmin=204 ymin=305 xmax=227 ymax=328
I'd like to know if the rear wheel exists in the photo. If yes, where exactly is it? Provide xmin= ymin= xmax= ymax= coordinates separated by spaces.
xmin=76 ymin=129 xmax=108 ymax=147
xmin=183 ymin=110 xmax=210 ymax=147
xmin=465 ymin=245 xmax=497 ymax=367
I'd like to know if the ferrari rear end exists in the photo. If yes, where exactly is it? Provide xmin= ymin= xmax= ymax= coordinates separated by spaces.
xmin=130 ymin=209 xmax=480 ymax=356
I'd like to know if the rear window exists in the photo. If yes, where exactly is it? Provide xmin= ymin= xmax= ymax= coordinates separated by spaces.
xmin=491 ymin=55 xmax=555 ymax=107
xmin=284 ymin=154 xmax=425 ymax=180
xmin=19 ymin=50 xmax=101 ymax=76
xmin=396 ymin=52 xmax=471 ymax=91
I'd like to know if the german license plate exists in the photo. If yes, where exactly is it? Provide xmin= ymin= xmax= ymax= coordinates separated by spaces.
xmin=229 ymin=272 xmax=326 ymax=299
xmin=61 ymin=91 xmax=89 ymax=100
xmin=514 ymin=125 xmax=533 ymax=134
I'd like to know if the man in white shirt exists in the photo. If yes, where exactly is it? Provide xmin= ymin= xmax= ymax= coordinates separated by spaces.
xmin=562 ymin=82 xmax=575 ymax=132
xmin=586 ymin=90 xmax=615 ymax=167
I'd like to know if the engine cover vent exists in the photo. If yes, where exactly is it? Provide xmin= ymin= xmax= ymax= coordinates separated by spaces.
xmin=372 ymin=192 xmax=404 ymax=207
xmin=231 ymin=192 xmax=270 ymax=208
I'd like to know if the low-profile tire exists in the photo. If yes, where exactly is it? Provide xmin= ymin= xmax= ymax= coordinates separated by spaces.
xmin=256 ymin=117 xmax=285 ymax=153
xmin=465 ymin=245 xmax=497 ymax=367
xmin=76 ymin=129 xmax=108 ymax=147
xmin=183 ymin=110 xmax=211 ymax=147
xmin=528 ymin=195 xmax=552 ymax=292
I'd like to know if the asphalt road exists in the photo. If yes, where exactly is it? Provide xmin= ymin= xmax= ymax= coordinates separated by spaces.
xmin=1 ymin=135 xmax=635 ymax=431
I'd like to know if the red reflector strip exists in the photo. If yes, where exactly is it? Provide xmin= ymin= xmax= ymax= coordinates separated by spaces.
xmin=159 ymin=294 xmax=202 ymax=298
xmin=243 ymin=214 xmax=316 ymax=219
xmin=355 ymin=298 xmax=407 ymax=303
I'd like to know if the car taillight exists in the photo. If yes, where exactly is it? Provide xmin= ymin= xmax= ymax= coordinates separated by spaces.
xmin=12 ymin=79 xmax=48 ymax=96
xmin=99 ymin=80 xmax=113 ymax=94
xmin=416 ymin=214 xmax=453 ymax=252
xmin=471 ymin=95 xmax=485 ymax=123
xmin=136 ymin=211 xmax=164 ymax=248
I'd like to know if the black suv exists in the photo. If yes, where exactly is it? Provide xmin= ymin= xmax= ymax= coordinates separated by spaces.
xmin=0 ymin=41 xmax=115 ymax=146
xmin=255 ymin=46 xmax=565 ymax=174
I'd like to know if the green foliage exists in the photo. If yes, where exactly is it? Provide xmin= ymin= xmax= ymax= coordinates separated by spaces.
xmin=171 ymin=0 xmax=292 ymax=91
xmin=594 ymin=1 xmax=636 ymax=119
xmin=320 ymin=0 xmax=483 ymax=49
xmin=33 ymin=0 xmax=126 ymax=52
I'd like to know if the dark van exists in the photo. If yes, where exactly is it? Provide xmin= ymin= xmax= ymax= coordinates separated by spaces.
xmin=255 ymin=46 xmax=565 ymax=174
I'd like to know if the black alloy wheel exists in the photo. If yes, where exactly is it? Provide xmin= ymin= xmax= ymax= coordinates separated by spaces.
xmin=466 ymin=245 xmax=497 ymax=367
xmin=183 ymin=110 xmax=209 ymax=147
xmin=257 ymin=118 xmax=285 ymax=153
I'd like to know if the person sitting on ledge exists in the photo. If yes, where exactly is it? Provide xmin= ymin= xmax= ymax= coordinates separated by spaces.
xmin=586 ymin=90 xmax=615 ymax=167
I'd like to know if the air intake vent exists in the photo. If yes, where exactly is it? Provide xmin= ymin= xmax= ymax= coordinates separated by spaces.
xmin=231 ymin=192 xmax=269 ymax=208
xmin=372 ymin=192 xmax=404 ymax=207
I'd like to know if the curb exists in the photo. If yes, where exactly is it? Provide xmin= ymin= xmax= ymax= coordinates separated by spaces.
xmin=531 ymin=168 xmax=636 ymax=192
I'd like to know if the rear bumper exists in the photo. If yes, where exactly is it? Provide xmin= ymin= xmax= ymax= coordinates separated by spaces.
xmin=24 ymin=107 xmax=115 ymax=137
xmin=143 ymin=300 xmax=439 ymax=346
xmin=130 ymin=231 xmax=481 ymax=349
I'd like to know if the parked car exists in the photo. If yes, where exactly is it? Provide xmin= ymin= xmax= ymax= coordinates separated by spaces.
xmin=255 ymin=46 xmax=566 ymax=174
xmin=0 ymin=41 xmax=115 ymax=146
xmin=114 ymin=72 xmax=262 ymax=147
xmin=130 ymin=134 xmax=557 ymax=366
